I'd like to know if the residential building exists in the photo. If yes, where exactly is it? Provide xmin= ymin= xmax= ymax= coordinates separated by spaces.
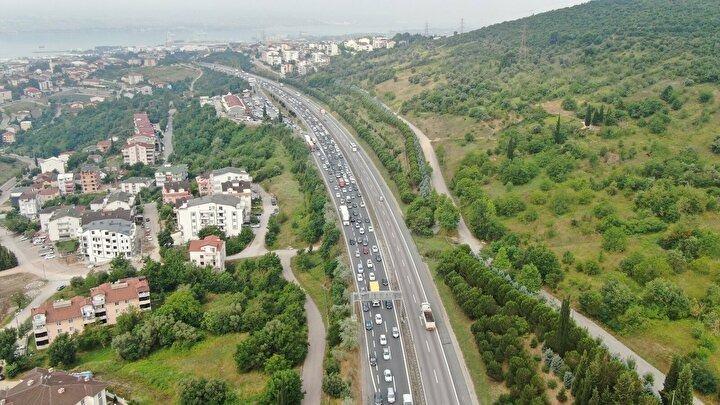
xmin=57 ymin=172 xmax=76 ymax=195
xmin=18 ymin=191 xmax=39 ymax=219
xmin=39 ymin=156 xmax=66 ymax=174
xmin=0 ymin=367 xmax=109 ymax=404
xmin=122 ymin=140 xmax=156 ymax=165
xmin=0 ymin=89 xmax=12 ymax=103
xmin=47 ymin=206 xmax=83 ymax=242
xmin=89 ymin=191 xmax=135 ymax=212
xmin=80 ymin=164 xmax=101 ymax=193
xmin=124 ymin=73 xmax=143 ymax=85
xmin=176 ymin=194 xmax=245 ymax=242
xmin=31 ymin=277 xmax=150 ymax=349
xmin=221 ymin=179 xmax=253 ymax=218
xmin=2 ymin=130 xmax=16 ymax=144
xmin=119 ymin=177 xmax=153 ymax=195
xmin=38 ymin=206 xmax=60 ymax=232
xmin=97 ymin=139 xmax=112 ymax=153
xmin=78 ymin=210 xmax=138 ymax=264
xmin=210 ymin=167 xmax=252 ymax=194
xmin=9 ymin=186 xmax=31 ymax=207
xmin=133 ymin=112 xmax=155 ymax=137
xmin=162 ymin=180 xmax=192 ymax=204
xmin=36 ymin=187 xmax=60 ymax=206
xmin=24 ymin=86 xmax=42 ymax=98
xmin=155 ymin=163 xmax=188 ymax=187
xmin=188 ymin=235 xmax=226 ymax=270
xmin=196 ymin=174 xmax=212 ymax=196
xmin=20 ymin=120 xmax=32 ymax=130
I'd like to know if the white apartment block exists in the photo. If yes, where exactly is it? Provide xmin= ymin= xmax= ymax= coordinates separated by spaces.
xmin=39 ymin=156 xmax=66 ymax=174
xmin=122 ymin=141 xmax=156 ymax=165
xmin=78 ymin=213 xmax=138 ymax=264
xmin=210 ymin=167 xmax=252 ymax=194
xmin=18 ymin=192 xmax=39 ymax=219
xmin=155 ymin=163 xmax=188 ymax=187
xmin=120 ymin=177 xmax=153 ymax=195
xmin=176 ymin=194 xmax=245 ymax=242
xmin=47 ymin=206 xmax=83 ymax=242
xmin=188 ymin=235 xmax=226 ymax=270
xmin=57 ymin=172 xmax=75 ymax=195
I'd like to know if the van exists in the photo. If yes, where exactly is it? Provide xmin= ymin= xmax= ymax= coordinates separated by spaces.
xmin=387 ymin=387 xmax=396 ymax=403
xmin=403 ymin=393 xmax=413 ymax=405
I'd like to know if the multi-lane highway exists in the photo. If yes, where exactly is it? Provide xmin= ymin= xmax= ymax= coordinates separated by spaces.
xmin=201 ymin=62 xmax=477 ymax=405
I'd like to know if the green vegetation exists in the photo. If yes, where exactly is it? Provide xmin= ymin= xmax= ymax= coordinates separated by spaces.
xmin=192 ymin=68 xmax=249 ymax=97
xmin=202 ymin=50 xmax=253 ymax=71
xmin=0 ymin=244 xmax=18 ymax=271
xmin=0 ymin=156 xmax=26 ymax=185
xmin=55 ymin=240 xmax=79 ymax=255
xmin=295 ymin=0 xmax=720 ymax=397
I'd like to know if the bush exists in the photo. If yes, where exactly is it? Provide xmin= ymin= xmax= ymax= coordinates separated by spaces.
xmin=602 ymin=226 xmax=627 ymax=252
xmin=47 ymin=333 xmax=77 ymax=367
xmin=322 ymin=372 xmax=350 ymax=398
xmin=494 ymin=195 xmax=526 ymax=217
xmin=179 ymin=377 xmax=235 ymax=405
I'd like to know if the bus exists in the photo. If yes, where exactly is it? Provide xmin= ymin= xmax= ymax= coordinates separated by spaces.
xmin=369 ymin=281 xmax=380 ymax=292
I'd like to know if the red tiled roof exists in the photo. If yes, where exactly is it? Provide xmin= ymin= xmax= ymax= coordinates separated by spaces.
xmin=188 ymin=235 xmax=224 ymax=252
xmin=222 ymin=93 xmax=244 ymax=108
xmin=90 ymin=277 xmax=149 ymax=303
xmin=31 ymin=296 xmax=90 ymax=323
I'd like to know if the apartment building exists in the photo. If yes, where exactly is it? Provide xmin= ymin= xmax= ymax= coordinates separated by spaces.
xmin=210 ymin=167 xmax=252 ymax=194
xmin=79 ymin=210 xmax=138 ymax=264
xmin=0 ymin=367 xmax=109 ymax=404
xmin=90 ymin=191 xmax=135 ymax=212
xmin=120 ymin=177 xmax=153 ymax=195
xmin=57 ymin=172 xmax=76 ymax=195
xmin=220 ymin=179 xmax=253 ymax=218
xmin=188 ymin=235 xmax=226 ymax=270
xmin=80 ymin=164 xmax=102 ymax=193
xmin=31 ymin=277 xmax=150 ymax=349
xmin=18 ymin=191 xmax=39 ymax=219
xmin=176 ymin=194 xmax=245 ymax=242
xmin=162 ymin=180 xmax=192 ymax=204
xmin=154 ymin=163 xmax=188 ymax=188
xmin=36 ymin=187 xmax=60 ymax=206
xmin=39 ymin=156 xmax=66 ymax=174
xmin=47 ymin=206 xmax=83 ymax=242
xmin=122 ymin=140 xmax=156 ymax=165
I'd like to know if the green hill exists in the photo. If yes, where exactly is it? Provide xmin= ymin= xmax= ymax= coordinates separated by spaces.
xmin=301 ymin=0 xmax=720 ymax=401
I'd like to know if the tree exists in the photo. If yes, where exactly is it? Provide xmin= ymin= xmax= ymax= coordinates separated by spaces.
xmin=179 ymin=377 xmax=235 ymax=405
xmin=0 ymin=244 xmax=18 ymax=270
xmin=263 ymin=369 xmax=303 ymax=405
xmin=674 ymin=365 xmax=694 ymax=405
xmin=584 ymin=105 xmax=593 ymax=127
xmin=642 ymin=278 xmax=690 ymax=320
xmin=322 ymin=372 xmax=350 ymax=398
xmin=553 ymin=115 xmax=566 ymax=144
xmin=516 ymin=264 xmax=542 ymax=292
xmin=602 ymin=226 xmax=628 ymax=252
xmin=556 ymin=298 xmax=571 ymax=356
xmin=157 ymin=227 xmax=174 ymax=248
xmin=661 ymin=356 xmax=683 ymax=402
xmin=198 ymin=225 xmax=226 ymax=240
xmin=0 ymin=328 xmax=18 ymax=363
xmin=156 ymin=286 xmax=203 ymax=326
xmin=47 ymin=333 xmax=77 ymax=367
xmin=506 ymin=133 xmax=518 ymax=160
xmin=434 ymin=194 xmax=460 ymax=231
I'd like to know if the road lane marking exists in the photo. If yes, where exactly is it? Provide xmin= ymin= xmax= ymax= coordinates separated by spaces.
xmin=434 ymin=369 xmax=439 ymax=384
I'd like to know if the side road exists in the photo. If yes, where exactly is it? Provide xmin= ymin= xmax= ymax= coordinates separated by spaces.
xmin=389 ymin=106 xmax=694 ymax=400
xmin=228 ymin=246 xmax=326 ymax=405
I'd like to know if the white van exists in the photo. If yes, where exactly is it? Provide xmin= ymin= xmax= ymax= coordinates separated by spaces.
xmin=387 ymin=387 xmax=396 ymax=403
xmin=403 ymin=394 xmax=413 ymax=405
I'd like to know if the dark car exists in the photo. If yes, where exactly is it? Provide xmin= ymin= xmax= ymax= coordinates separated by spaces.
xmin=365 ymin=320 xmax=373 ymax=330
xmin=374 ymin=392 xmax=384 ymax=405
xmin=375 ymin=255 xmax=382 ymax=262
xmin=365 ymin=217 xmax=370 ymax=223
xmin=362 ymin=302 xmax=370 ymax=312
xmin=349 ymin=238 xmax=356 ymax=245
xmin=381 ymin=278 xmax=389 ymax=286
xmin=385 ymin=300 xmax=393 ymax=310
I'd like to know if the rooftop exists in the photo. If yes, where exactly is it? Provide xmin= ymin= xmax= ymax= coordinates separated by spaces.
xmin=0 ymin=367 xmax=108 ymax=405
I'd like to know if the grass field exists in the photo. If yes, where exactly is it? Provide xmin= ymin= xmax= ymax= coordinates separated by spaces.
xmin=0 ymin=273 xmax=41 ymax=327
xmin=136 ymin=65 xmax=199 ymax=83
xmin=262 ymin=147 xmax=305 ymax=250
xmin=72 ymin=333 xmax=266 ymax=404
xmin=0 ymin=158 xmax=25 ymax=186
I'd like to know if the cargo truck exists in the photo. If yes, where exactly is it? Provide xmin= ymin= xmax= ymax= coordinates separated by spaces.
xmin=339 ymin=205 xmax=350 ymax=226
xmin=421 ymin=302 xmax=435 ymax=331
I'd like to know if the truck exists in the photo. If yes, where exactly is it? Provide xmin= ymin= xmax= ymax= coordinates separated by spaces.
xmin=339 ymin=205 xmax=350 ymax=226
xmin=421 ymin=302 xmax=436 ymax=331
xmin=369 ymin=281 xmax=380 ymax=292
xmin=320 ymin=108 xmax=326 ymax=115
xmin=338 ymin=178 xmax=346 ymax=188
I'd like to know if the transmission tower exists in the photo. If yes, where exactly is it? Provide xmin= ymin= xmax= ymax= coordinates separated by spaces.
xmin=520 ymin=22 xmax=528 ymax=60
xmin=460 ymin=18 xmax=465 ymax=34
xmin=424 ymin=21 xmax=429 ymax=36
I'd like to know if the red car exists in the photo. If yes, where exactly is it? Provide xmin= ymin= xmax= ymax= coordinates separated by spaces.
xmin=363 ymin=246 xmax=369 ymax=255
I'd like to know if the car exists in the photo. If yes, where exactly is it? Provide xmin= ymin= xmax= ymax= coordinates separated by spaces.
xmin=376 ymin=255 xmax=382 ymax=262
xmin=369 ymin=225 xmax=374 ymax=232
xmin=372 ymin=300 xmax=381 ymax=307
xmin=355 ymin=249 xmax=360 ymax=258
xmin=374 ymin=392 xmax=384 ymax=405
xmin=381 ymin=278 xmax=389 ymax=286
xmin=367 ymin=259 xmax=374 ymax=268
xmin=369 ymin=353 xmax=377 ymax=367
xmin=383 ymin=347 xmax=391 ymax=360
xmin=362 ymin=302 xmax=370 ymax=312
xmin=368 ymin=272 xmax=376 ymax=281
xmin=56 ymin=284 xmax=66 ymax=291
xmin=372 ymin=245 xmax=379 ymax=253
xmin=364 ymin=217 xmax=370 ymax=223
xmin=354 ymin=222 xmax=360 ymax=229
xmin=387 ymin=387 xmax=396 ymax=404
xmin=360 ymin=201 xmax=366 ymax=207
xmin=385 ymin=300 xmax=393 ymax=310
xmin=375 ymin=314 xmax=383 ymax=324
xmin=349 ymin=238 xmax=356 ymax=245
xmin=356 ymin=273 xmax=364 ymax=283
xmin=43 ymin=254 xmax=56 ymax=260
xmin=392 ymin=326 xmax=400 ymax=338
xmin=379 ymin=334 xmax=387 ymax=345
xmin=365 ymin=320 xmax=373 ymax=330
xmin=362 ymin=239 xmax=369 ymax=246
xmin=359 ymin=228 xmax=365 ymax=235
xmin=362 ymin=246 xmax=369 ymax=255
xmin=335 ymin=192 xmax=340 ymax=198
xmin=384 ymin=369 xmax=392 ymax=382
xmin=357 ymin=263 xmax=364 ymax=273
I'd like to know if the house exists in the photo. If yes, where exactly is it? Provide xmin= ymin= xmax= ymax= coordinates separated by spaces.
xmin=162 ymin=180 xmax=192 ymax=204
xmin=119 ymin=177 xmax=153 ymax=195
xmin=18 ymin=191 xmax=39 ymax=219
xmin=96 ymin=139 xmax=112 ymax=153
xmin=0 ymin=89 xmax=12 ymax=103
xmin=57 ymin=172 xmax=76 ymax=195
xmin=38 ymin=206 xmax=61 ymax=232
xmin=47 ymin=206 xmax=83 ymax=241
xmin=196 ymin=174 xmax=212 ymax=196
xmin=188 ymin=235 xmax=226 ymax=270
xmin=220 ymin=179 xmax=253 ymax=218
xmin=78 ymin=210 xmax=138 ymax=264
xmin=124 ymin=73 xmax=144 ymax=85
xmin=36 ymin=187 xmax=60 ymax=206
xmin=33 ymin=172 xmax=58 ymax=189
xmin=2 ymin=130 xmax=16 ymax=144
xmin=31 ymin=277 xmax=150 ymax=349
xmin=0 ymin=367 xmax=109 ymax=404
xmin=9 ymin=186 xmax=32 ymax=207
xmin=154 ymin=164 xmax=188 ymax=187
xmin=24 ymin=86 xmax=42 ymax=98
xmin=39 ymin=156 xmax=66 ymax=174
xmin=122 ymin=140 xmax=156 ymax=165
xmin=176 ymin=194 xmax=246 ymax=242
xmin=80 ymin=164 xmax=101 ymax=193
xmin=90 ymin=191 xmax=134 ymax=212
xmin=210 ymin=167 xmax=252 ymax=194
xmin=20 ymin=120 xmax=32 ymax=130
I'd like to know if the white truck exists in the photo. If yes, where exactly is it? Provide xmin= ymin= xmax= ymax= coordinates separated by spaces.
xmin=421 ymin=302 xmax=436 ymax=331
xmin=339 ymin=205 xmax=350 ymax=226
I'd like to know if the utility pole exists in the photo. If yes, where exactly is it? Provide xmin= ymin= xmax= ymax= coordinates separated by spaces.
xmin=460 ymin=18 xmax=465 ymax=34
xmin=424 ymin=21 xmax=429 ymax=37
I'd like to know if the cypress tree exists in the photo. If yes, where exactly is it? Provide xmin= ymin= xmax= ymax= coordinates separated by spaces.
xmin=557 ymin=298 xmax=571 ymax=355
xmin=593 ymin=105 xmax=605 ymax=125
xmin=553 ymin=115 xmax=565 ymax=144
xmin=588 ymin=388 xmax=601 ymax=405
xmin=506 ymin=134 xmax=517 ymax=160
xmin=571 ymin=351 xmax=589 ymax=395
xmin=584 ymin=105 xmax=593 ymax=126
xmin=674 ymin=364 xmax=693 ymax=405
xmin=661 ymin=356 xmax=683 ymax=403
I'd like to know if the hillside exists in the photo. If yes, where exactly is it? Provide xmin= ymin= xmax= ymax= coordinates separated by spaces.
xmin=300 ymin=0 xmax=720 ymax=401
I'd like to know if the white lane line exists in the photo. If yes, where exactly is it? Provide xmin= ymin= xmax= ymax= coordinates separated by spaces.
xmin=434 ymin=369 xmax=439 ymax=384
xmin=426 ymin=339 xmax=431 ymax=352
xmin=412 ymin=293 xmax=417 ymax=304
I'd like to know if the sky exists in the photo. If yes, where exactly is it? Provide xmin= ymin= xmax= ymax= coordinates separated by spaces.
xmin=2 ymin=0 xmax=587 ymax=34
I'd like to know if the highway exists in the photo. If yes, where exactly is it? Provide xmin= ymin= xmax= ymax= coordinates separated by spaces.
xmin=200 ymin=62 xmax=477 ymax=405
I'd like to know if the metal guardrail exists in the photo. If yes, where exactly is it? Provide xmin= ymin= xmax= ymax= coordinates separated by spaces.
xmin=398 ymin=300 xmax=426 ymax=405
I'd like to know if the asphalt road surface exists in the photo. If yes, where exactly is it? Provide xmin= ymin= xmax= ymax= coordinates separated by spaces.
xmin=201 ymin=62 xmax=477 ymax=405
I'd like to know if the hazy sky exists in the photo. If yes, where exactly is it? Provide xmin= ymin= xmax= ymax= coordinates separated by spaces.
xmin=3 ymin=0 xmax=587 ymax=33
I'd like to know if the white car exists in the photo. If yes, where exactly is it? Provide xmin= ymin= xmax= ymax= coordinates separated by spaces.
xmin=357 ymin=273 xmax=364 ymax=283
xmin=43 ymin=254 xmax=56 ymax=260
xmin=368 ymin=226 xmax=374 ymax=233
xmin=368 ymin=272 xmax=376 ymax=281
xmin=335 ymin=192 xmax=340 ymax=198
xmin=359 ymin=228 xmax=365 ymax=235
xmin=355 ymin=249 xmax=360 ymax=258
xmin=379 ymin=334 xmax=387 ymax=345
xmin=375 ymin=314 xmax=383 ymax=325
xmin=372 ymin=245 xmax=379 ymax=253
xmin=392 ymin=326 xmax=400 ymax=339
xmin=357 ymin=263 xmax=364 ymax=273
xmin=384 ymin=369 xmax=392 ymax=382
xmin=367 ymin=259 xmax=374 ymax=268
xmin=360 ymin=201 xmax=365 ymax=207
xmin=383 ymin=347 xmax=391 ymax=360
xmin=387 ymin=388 xmax=396 ymax=404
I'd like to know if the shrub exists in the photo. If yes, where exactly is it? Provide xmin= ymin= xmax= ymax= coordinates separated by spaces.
xmin=179 ymin=377 xmax=235 ymax=405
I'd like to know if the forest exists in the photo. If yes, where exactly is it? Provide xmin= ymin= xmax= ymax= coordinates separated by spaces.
xmin=297 ymin=0 xmax=720 ymax=402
